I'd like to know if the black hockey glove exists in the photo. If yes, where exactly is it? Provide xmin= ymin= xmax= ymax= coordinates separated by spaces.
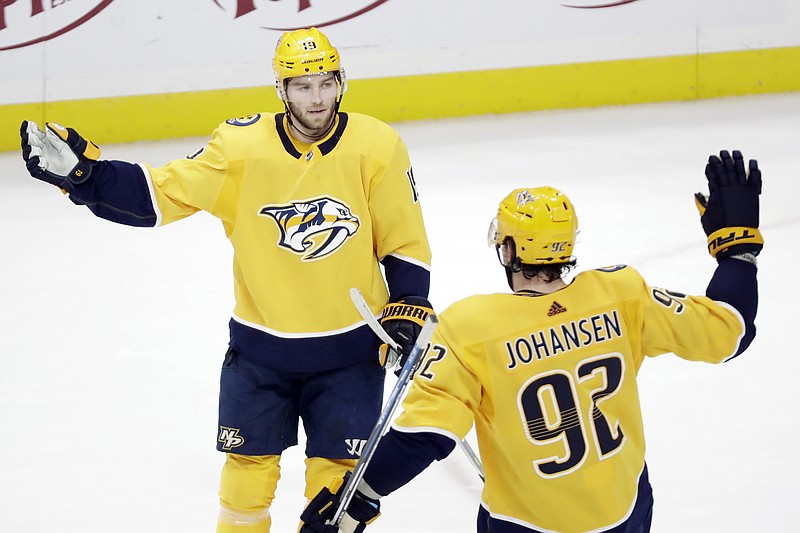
xmin=378 ymin=296 xmax=434 ymax=375
xmin=21 ymin=121 xmax=100 ymax=192
xmin=299 ymin=472 xmax=380 ymax=533
xmin=694 ymin=150 xmax=763 ymax=260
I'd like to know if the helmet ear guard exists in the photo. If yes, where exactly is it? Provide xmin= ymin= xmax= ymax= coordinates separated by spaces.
xmin=488 ymin=186 xmax=579 ymax=266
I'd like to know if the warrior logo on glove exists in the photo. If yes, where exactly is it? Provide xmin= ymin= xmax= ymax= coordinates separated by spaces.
xmin=378 ymin=296 xmax=434 ymax=373
xmin=381 ymin=301 xmax=431 ymax=322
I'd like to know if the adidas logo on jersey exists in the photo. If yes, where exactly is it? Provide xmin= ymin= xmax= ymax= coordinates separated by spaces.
xmin=548 ymin=301 xmax=567 ymax=316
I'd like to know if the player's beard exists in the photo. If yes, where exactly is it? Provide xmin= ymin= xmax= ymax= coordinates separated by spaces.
xmin=286 ymin=101 xmax=336 ymax=141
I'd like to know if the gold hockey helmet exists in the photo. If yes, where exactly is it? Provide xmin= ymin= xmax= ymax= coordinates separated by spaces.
xmin=488 ymin=186 xmax=579 ymax=265
xmin=272 ymin=27 xmax=346 ymax=101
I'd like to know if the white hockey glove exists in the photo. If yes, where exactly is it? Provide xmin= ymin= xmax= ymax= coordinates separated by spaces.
xmin=20 ymin=121 xmax=100 ymax=192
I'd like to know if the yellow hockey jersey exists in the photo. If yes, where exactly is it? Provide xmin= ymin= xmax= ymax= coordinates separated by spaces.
xmin=394 ymin=265 xmax=745 ymax=532
xmin=71 ymin=112 xmax=431 ymax=371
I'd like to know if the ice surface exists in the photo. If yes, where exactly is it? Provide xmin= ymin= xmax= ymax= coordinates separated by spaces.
xmin=1 ymin=93 xmax=798 ymax=532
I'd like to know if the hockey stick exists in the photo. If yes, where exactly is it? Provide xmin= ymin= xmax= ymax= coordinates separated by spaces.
xmin=349 ymin=288 xmax=485 ymax=483
xmin=458 ymin=438 xmax=485 ymax=483
xmin=349 ymin=287 xmax=401 ymax=353
xmin=332 ymin=313 xmax=438 ymax=527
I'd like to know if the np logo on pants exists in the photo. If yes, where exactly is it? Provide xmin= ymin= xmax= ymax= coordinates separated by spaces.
xmin=218 ymin=426 xmax=245 ymax=450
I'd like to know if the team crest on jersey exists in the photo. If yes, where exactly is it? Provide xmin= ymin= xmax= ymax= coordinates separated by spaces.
xmin=226 ymin=114 xmax=261 ymax=126
xmin=259 ymin=196 xmax=360 ymax=261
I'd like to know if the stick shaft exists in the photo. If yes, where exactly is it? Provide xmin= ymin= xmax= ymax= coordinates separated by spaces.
xmin=349 ymin=288 xmax=485 ymax=483
xmin=332 ymin=315 xmax=438 ymax=526
xmin=349 ymin=288 xmax=399 ymax=351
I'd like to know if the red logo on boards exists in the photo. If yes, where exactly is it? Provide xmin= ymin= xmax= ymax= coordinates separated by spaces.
xmin=210 ymin=0 xmax=393 ymax=30
xmin=0 ymin=0 xmax=644 ymax=52
xmin=0 ymin=0 xmax=115 ymax=51
xmin=561 ymin=0 xmax=642 ymax=7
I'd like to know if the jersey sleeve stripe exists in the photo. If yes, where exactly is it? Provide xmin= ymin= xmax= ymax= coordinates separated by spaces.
xmin=137 ymin=162 xmax=163 ymax=227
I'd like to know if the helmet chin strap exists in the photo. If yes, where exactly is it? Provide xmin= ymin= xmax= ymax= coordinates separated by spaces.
xmin=505 ymin=267 xmax=515 ymax=291
xmin=504 ymin=258 xmax=523 ymax=291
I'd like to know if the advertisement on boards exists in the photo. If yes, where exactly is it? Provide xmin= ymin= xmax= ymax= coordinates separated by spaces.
xmin=0 ymin=1 xmax=797 ymax=104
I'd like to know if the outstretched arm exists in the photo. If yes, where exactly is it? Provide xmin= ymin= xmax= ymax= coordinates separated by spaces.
xmin=696 ymin=150 xmax=762 ymax=357
xmin=21 ymin=121 xmax=160 ymax=227
xmin=20 ymin=120 xmax=222 ymax=227
xmin=68 ymin=160 xmax=160 ymax=227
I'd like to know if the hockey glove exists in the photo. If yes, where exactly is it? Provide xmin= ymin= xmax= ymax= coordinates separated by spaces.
xmin=299 ymin=472 xmax=380 ymax=533
xmin=694 ymin=150 xmax=763 ymax=260
xmin=21 ymin=121 xmax=100 ymax=192
xmin=378 ymin=296 xmax=434 ymax=375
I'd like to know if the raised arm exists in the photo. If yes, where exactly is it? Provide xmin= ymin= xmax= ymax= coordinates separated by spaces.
xmin=696 ymin=150 xmax=762 ymax=356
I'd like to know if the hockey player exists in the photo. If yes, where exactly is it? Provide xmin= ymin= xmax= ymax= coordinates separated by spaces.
xmin=20 ymin=27 xmax=434 ymax=533
xmin=299 ymin=150 xmax=762 ymax=533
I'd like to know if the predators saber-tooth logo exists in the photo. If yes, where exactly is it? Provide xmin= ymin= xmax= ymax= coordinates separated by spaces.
xmin=260 ymin=196 xmax=360 ymax=261
xmin=218 ymin=426 xmax=245 ymax=450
